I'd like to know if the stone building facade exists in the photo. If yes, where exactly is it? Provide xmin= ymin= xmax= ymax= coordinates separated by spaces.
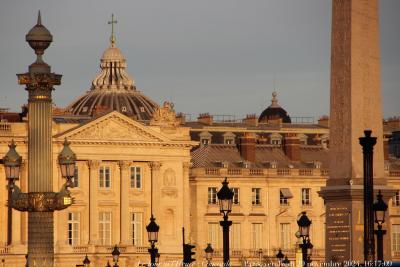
xmin=0 ymin=26 xmax=399 ymax=266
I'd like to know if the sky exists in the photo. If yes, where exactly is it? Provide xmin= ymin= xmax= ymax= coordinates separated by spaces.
xmin=0 ymin=0 xmax=399 ymax=120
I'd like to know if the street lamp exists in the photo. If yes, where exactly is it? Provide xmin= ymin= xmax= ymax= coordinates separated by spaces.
xmin=58 ymin=138 xmax=77 ymax=188
xmin=282 ymin=256 xmax=290 ymax=267
xmin=359 ymin=130 xmax=377 ymax=262
xmin=146 ymin=215 xmax=160 ymax=267
xmin=297 ymin=212 xmax=312 ymax=267
xmin=373 ymin=190 xmax=388 ymax=262
xmin=217 ymin=178 xmax=234 ymax=267
xmin=83 ymin=254 xmax=90 ymax=267
xmin=204 ymin=243 xmax=214 ymax=267
xmin=276 ymin=249 xmax=284 ymax=267
xmin=111 ymin=245 xmax=120 ymax=267
xmin=3 ymin=140 xmax=22 ymax=245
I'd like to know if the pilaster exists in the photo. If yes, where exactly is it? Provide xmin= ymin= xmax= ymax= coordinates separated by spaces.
xmin=88 ymin=160 xmax=101 ymax=244
xmin=119 ymin=160 xmax=131 ymax=245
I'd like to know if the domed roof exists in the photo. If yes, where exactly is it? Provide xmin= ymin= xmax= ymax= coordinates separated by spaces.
xmin=66 ymin=34 xmax=158 ymax=120
xmin=102 ymin=46 xmax=125 ymax=61
xmin=258 ymin=92 xmax=291 ymax=123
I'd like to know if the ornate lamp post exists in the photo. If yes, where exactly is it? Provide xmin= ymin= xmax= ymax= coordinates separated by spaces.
xmin=282 ymin=256 xmax=290 ymax=267
xmin=217 ymin=178 xmax=234 ymax=267
xmin=373 ymin=190 xmax=388 ymax=262
xmin=14 ymin=12 xmax=75 ymax=266
xmin=111 ymin=245 xmax=120 ymax=267
xmin=297 ymin=212 xmax=312 ymax=267
xmin=147 ymin=215 xmax=160 ymax=267
xmin=83 ymin=254 xmax=90 ymax=267
xmin=58 ymin=138 xmax=77 ymax=188
xmin=306 ymin=240 xmax=313 ymax=265
xmin=276 ymin=249 xmax=284 ymax=267
xmin=359 ymin=130 xmax=377 ymax=262
xmin=3 ymin=140 xmax=22 ymax=245
xmin=205 ymin=243 xmax=214 ymax=267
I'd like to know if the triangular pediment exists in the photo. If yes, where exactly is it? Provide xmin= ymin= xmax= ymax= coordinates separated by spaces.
xmin=55 ymin=111 xmax=169 ymax=143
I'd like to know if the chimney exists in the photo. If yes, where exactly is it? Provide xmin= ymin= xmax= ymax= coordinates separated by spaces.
xmin=283 ymin=133 xmax=300 ymax=161
xmin=243 ymin=114 xmax=258 ymax=126
xmin=239 ymin=132 xmax=256 ymax=162
xmin=318 ymin=115 xmax=330 ymax=127
xmin=176 ymin=112 xmax=186 ymax=124
xmin=197 ymin=113 xmax=213 ymax=125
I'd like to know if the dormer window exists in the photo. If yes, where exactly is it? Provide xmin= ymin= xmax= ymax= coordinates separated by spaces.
xmin=199 ymin=131 xmax=212 ymax=146
xmin=321 ymin=134 xmax=329 ymax=149
xmin=299 ymin=134 xmax=308 ymax=145
xmin=269 ymin=133 xmax=282 ymax=145
xmin=140 ymin=106 xmax=145 ymax=112
xmin=223 ymin=132 xmax=236 ymax=145
xmin=314 ymin=161 xmax=322 ymax=169
xmin=121 ymin=106 xmax=127 ymax=112
xmin=82 ymin=106 xmax=88 ymax=112
xmin=225 ymin=139 xmax=234 ymax=145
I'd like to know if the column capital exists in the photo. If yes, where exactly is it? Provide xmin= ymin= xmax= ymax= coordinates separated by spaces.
xmin=148 ymin=161 xmax=162 ymax=171
xmin=87 ymin=160 xmax=101 ymax=169
xmin=118 ymin=160 xmax=131 ymax=171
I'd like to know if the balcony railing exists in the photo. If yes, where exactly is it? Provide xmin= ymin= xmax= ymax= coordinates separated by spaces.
xmin=277 ymin=169 xmax=291 ymax=176
xmin=228 ymin=169 xmax=242 ymax=175
xmin=390 ymin=171 xmax=400 ymax=177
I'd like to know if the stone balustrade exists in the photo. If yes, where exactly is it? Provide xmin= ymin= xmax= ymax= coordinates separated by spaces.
xmin=192 ymin=167 xmax=330 ymax=178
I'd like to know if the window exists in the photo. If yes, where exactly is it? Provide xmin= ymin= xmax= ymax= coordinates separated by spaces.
xmin=223 ymin=132 xmax=235 ymax=145
xmin=280 ymin=191 xmax=288 ymax=205
xmin=99 ymin=166 xmax=111 ymax=188
xmin=393 ymin=191 xmax=400 ymax=207
xmin=208 ymin=223 xmax=220 ymax=249
xmin=225 ymin=139 xmax=234 ymax=144
xmin=68 ymin=212 xmax=80 ymax=246
xmin=131 ymin=212 xmax=143 ymax=246
xmin=252 ymin=188 xmax=261 ymax=205
xmin=99 ymin=212 xmax=112 ymax=245
xmin=201 ymin=138 xmax=210 ymax=145
xmin=232 ymin=188 xmax=240 ymax=204
xmin=271 ymin=139 xmax=281 ymax=145
xmin=208 ymin=187 xmax=217 ymax=204
xmin=131 ymin=167 xmax=142 ymax=189
xmin=302 ymin=188 xmax=311 ymax=205
xmin=230 ymin=223 xmax=241 ymax=249
xmin=393 ymin=224 xmax=400 ymax=252
xmin=280 ymin=188 xmax=293 ymax=205
xmin=251 ymin=223 xmax=263 ymax=249
xmin=270 ymin=133 xmax=282 ymax=146
xmin=73 ymin=166 xmax=79 ymax=187
xmin=140 ymin=106 xmax=145 ymax=112
xmin=280 ymin=223 xmax=291 ymax=249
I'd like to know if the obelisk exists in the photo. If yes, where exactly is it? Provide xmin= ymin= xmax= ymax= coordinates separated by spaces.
xmin=319 ymin=0 xmax=392 ymax=262
xmin=17 ymin=12 xmax=61 ymax=266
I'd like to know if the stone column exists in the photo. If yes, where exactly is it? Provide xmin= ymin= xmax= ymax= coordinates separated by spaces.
xmin=182 ymin=162 xmax=191 ymax=241
xmin=88 ymin=160 xmax=101 ymax=245
xmin=16 ymin=13 xmax=62 ymax=266
xmin=119 ymin=161 xmax=131 ymax=245
xmin=149 ymin=162 xmax=162 ymax=217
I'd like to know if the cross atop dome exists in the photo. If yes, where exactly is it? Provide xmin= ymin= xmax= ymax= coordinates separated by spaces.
xmin=108 ymin=14 xmax=118 ymax=47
